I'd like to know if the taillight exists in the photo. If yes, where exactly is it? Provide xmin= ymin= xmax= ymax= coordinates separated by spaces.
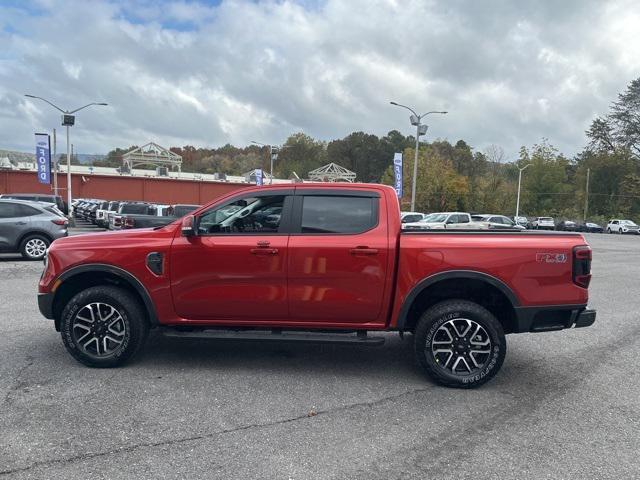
xmin=51 ymin=218 xmax=68 ymax=226
xmin=124 ymin=217 xmax=135 ymax=229
xmin=573 ymin=245 xmax=592 ymax=288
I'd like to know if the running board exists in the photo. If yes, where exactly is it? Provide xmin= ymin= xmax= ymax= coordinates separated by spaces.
xmin=162 ymin=328 xmax=385 ymax=346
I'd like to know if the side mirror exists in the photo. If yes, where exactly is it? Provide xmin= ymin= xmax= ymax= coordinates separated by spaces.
xmin=182 ymin=215 xmax=196 ymax=237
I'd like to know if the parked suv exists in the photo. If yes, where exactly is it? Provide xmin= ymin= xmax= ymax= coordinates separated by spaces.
xmin=0 ymin=193 xmax=67 ymax=215
xmin=532 ymin=217 xmax=555 ymax=230
xmin=607 ymin=219 xmax=640 ymax=234
xmin=0 ymin=199 xmax=68 ymax=259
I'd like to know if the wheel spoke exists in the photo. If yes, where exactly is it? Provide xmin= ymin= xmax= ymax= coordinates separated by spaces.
xmin=431 ymin=318 xmax=492 ymax=377
xmin=72 ymin=302 xmax=127 ymax=358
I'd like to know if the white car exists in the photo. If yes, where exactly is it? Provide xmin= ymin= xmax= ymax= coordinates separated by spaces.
xmin=471 ymin=214 xmax=525 ymax=230
xmin=532 ymin=217 xmax=555 ymax=230
xmin=607 ymin=219 xmax=640 ymax=234
xmin=402 ymin=212 xmax=487 ymax=231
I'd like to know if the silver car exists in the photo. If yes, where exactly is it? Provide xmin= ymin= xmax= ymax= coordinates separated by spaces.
xmin=0 ymin=199 xmax=68 ymax=260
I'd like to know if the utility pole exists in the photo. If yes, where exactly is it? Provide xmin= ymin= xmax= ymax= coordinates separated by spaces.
xmin=583 ymin=168 xmax=590 ymax=222
xmin=52 ymin=128 xmax=58 ymax=196
xmin=516 ymin=163 xmax=531 ymax=218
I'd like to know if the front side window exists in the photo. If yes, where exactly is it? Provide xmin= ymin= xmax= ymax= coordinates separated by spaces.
xmin=198 ymin=195 xmax=285 ymax=234
xmin=300 ymin=196 xmax=376 ymax=234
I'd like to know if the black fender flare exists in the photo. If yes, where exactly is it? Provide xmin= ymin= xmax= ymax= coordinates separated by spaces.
xmin=395 ymin=270 xmax=521 ymax=330
xmin=57 ymin=263 xmax=159 ymax=326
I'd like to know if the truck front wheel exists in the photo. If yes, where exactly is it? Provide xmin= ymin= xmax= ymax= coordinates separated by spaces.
xmin=414 ymin=300 xmax=506 ymax=388
xmin=60 ymin=286 xmax=149 ymax=368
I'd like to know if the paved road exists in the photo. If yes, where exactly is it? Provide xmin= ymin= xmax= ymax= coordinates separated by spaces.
xmin=1 ymin=233 xmax=638 ymax=479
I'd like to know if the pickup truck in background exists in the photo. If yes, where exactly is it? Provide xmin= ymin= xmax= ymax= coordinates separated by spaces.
xmin=114 ymin=203 xmax=199 ymax=230
xmin=38 ymin=184 xmax=595 ymax=388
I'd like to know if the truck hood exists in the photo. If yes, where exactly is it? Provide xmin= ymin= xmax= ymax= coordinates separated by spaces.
xmin=50 ymin=224 xmax=178 ymax=251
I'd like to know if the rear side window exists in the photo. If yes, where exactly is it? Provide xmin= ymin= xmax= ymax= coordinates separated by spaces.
xmin=300 ymin=196 xmax=377 ymax=234
xmin=16 ymin=204 xmax=40 ymax=216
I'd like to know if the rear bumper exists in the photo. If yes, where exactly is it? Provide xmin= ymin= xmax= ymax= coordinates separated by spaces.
xmin=513 ymin=305 xmax=596 ymax=333
xmin=38 ymin=292 xmax=54 ymax=319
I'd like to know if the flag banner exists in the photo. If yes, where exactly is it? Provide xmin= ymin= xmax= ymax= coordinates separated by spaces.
xmin=35 ymin=133 xmax=51 ymax=185
xmin=393 ymin=152 xmax=403 ymax=197
xmin=255 ymin=169 xmax=263 ymax=186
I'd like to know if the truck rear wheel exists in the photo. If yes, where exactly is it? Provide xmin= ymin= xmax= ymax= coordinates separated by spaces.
xmin=60 ymin=286 xmax=149 ymax=368
xmin=414 ymin=300 xmax=506 ymax=388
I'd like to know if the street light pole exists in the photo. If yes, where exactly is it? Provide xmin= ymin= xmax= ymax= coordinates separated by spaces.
xmin=251 ymin=141 xmax=290 ymax=184
xmin=24 ymin=95 xmax=107 ymax=218
xmin=515 ymin=163 xmax=531 ymax=218
xmin=389 ymin=102 xmax=447 ymax=212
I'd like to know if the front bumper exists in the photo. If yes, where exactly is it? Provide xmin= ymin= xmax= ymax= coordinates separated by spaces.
xmin=513 ymin=305 xmax=596 ymax=333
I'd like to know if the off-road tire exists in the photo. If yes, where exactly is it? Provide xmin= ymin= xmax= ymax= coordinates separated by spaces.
xmin=60 ymin=286 xmax=149 ymax=368
xmin=414 ymin=300 xmax=506 ymax=388
xmin=19 ymin=234 xmax=50 ymax=260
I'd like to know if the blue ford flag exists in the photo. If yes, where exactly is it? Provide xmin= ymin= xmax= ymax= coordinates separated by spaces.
xmin=35 ymin=133 xmax=51 ymax=185
xmin=255 ymin=169 xmax=263 ymax=186
xmin=393 ymin=152 xmax=403 ymax=197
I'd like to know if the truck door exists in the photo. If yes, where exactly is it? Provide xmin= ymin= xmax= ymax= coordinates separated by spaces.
xmin=287 ymin=190 xmax=389 ymax=325
xmin=170 ymin=190 xmax=293 ymax=321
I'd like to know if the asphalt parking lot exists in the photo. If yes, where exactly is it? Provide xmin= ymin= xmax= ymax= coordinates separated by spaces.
xmin=1 ymin=232 xmax=639 ymax=479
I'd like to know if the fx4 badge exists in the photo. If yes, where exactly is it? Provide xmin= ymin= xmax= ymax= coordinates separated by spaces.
xmin=536 ymin=253 xmax=567 ymax=264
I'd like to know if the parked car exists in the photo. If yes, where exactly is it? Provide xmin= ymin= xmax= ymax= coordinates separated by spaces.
xmin=109 ymin=202 xmax=155 ymax=230
xmin=512 ymin=216 xmax=530 ymax=228
xmin=578 ymin=222 xmax=604 ymax=233
xmin=0 ymin=199 xmax=68 ymax=260
xmin=403 ymin=212 xmax=487 ymax=230
xmin=38 ymin=184 xmax=596 ymax=388
xmin=96 ymin=201 xmax=120 ymax=228
xmin=556 ymin=220 xmax=580 ymax=231
xmin=606 ymin=219 xmax=640 ymax=234
xmin=400 ymin=212 xmax=426 ymax=224
xmin=471 ymin=214 xmax=525 ymax=230
xmin=531 ymin=217 xmax=555 ymax=230
xmin=0 ymin=193 xmax=68 ymax=215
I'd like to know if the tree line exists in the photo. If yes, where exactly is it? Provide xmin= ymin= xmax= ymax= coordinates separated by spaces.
xmin=92 ymin=77 xmax=640 ymax=221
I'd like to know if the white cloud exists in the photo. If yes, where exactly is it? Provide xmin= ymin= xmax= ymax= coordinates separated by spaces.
xmin=0 ymin=0 xmax=638 ymax=159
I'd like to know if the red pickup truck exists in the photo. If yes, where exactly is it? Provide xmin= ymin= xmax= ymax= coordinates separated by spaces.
xmin=38 ymin=183 xmax=595 ymax=388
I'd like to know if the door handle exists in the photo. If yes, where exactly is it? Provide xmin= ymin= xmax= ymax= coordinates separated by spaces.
xmin=251 ymin=248 xmax=278 ymax=255
xmin=350 ymin=247 xmax=378 ymax=255
xmin=15 ymin=221 xmax=27 ymax=225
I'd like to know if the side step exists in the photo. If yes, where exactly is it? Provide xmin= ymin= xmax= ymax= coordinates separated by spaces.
xmin=162 ymin=328 xmax=385 ymax=346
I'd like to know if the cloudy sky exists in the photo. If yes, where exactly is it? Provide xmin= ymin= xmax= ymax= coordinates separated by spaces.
xmin=1 ymin=0 xmax=638 ymax=159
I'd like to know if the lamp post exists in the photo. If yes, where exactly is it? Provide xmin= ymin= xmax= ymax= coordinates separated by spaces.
xmin=251 ymin=141 xmax=289 ymax=184
xmin=24 ymin=95 xmax=107 ymax=218
xmin=390 ymin=102 xmax=447 ymax=212
xmin=515 ymin=163 xmax=531 ymax=219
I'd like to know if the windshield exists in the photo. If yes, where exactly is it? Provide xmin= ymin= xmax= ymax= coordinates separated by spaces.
xmin=402 ymin=214 xmax=423 ymax=223
xmin=621 ymin=220 xmax=638 ymax=226
xmin=422 ymin=213 xmax=448 ymax=223
xmin=120 ymin=204 xmax=151 ymax=215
